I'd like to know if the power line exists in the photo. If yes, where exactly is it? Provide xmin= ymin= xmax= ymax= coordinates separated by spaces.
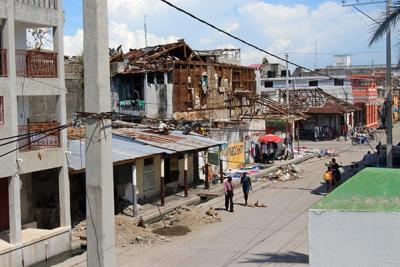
xmin=0 ymin=124 xmax=69 ymax=158
xmin=352 ymin=6 xmax=381 ymax=24
xmin=0 ymin=123 xmax=70 ymax=142
xmin=26 ymin=76 xmax=83 ymax=94
xmin=0 ymin=123 xmax=70 ymax=147
xmin=159 ymin=0 xmax=337 ymax=80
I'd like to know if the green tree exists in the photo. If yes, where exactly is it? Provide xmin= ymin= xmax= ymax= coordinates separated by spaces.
xmin=370 ymin=2 xmax=400 ymax=45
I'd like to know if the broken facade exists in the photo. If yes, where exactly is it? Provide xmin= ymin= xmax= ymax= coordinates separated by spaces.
xmin=110 ymin=40 xmax=257 ymax=122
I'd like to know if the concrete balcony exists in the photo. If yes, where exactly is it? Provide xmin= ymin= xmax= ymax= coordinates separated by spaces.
xmin=16 ymin=50 xmax=57 ymax=78
xmin=0 ymin=49 xmax=7 ymax=77
xmin=14 ymin=0 xmax=59 ymax=26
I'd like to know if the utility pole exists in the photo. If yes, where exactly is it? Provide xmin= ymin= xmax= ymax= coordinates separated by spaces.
xmin=386 ymin=0 xmax=393 ymax=168
xmin=84 ymin=0 xmax=116 ymax=266
xmin=285 ymin=53 xmax=290 ymax=140
xmin=342 ymin=0 xmax=393 ymax=167
xmin=144 ymin=15 xmax=149 ymax=47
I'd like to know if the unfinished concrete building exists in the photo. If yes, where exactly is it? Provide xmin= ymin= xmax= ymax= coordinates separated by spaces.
xmin=0 ymin=1 xmax=70 ymax=266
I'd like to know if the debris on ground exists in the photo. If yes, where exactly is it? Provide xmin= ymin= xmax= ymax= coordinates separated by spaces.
xmin=122 ymin=203 xmax=143 ymax=217
xmin=155 ymin=205 xmax=222 ymax=228
xmin=266 ymin=164 xmax=302 ymax=181
xmin=72 ymin=215 xmax=168 ymax=248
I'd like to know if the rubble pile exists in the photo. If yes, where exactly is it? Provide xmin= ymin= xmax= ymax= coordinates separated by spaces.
xmin=72 ymin=216 xmax=167 ymax=248
xmin=266 ymin=164 xmax=301 ymax=181
xmin=160 ymin=206 xmax=222 ymax=227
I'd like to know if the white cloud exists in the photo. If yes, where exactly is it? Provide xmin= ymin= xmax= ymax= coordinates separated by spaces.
xmin=225 ymin=22 xmax=240 ymax=33
xmin=63 ymin=22 xmax=180 ymax=56
xmin=64 ymin=29 xmax=83 ymax=56
xmin=64 ymin=0 xmax=387 ymax=66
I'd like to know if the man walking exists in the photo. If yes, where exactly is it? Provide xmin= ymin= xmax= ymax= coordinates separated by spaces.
xmin=224 ymin=176 xmax=234 ymax=212
xmin=240 ymin=172 xmax=252 ymax=206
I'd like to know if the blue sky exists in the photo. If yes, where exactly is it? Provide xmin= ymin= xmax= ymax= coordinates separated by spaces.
xmin=63 ymin=0 xmax=390 ymax=69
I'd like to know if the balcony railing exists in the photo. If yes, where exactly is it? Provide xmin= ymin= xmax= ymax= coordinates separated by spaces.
xmin=16 ymin=50 xmax=58 ymax=78
xmin=15 ymin=0 xmax=57 ymax=9
xmin=18 ymin=121 xmax=61 ymax=151
xmin=0 ymin=49 xmax=7 ymax=77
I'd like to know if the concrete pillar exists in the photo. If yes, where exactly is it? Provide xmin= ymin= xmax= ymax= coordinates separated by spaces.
xmin=160 ymin=158 xmax=165 ymax=206
xmin=204 ymin=151 xmax=210 ymax=189
xmin=84 ymin=0 xmax=116 ymax=266
xmin=184 ymin=154 xmax=188 ymax=197
xmin=9 ymin=174 xmax=21 ymax=245
xmin=131 ymin=164 xmax=138 ymax=216
xmin=53 ymin=0 xmax=71 ymax=230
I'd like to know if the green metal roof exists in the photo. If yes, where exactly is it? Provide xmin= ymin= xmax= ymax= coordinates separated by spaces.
xmin=312 ymin=168 xmax=400 ymax=212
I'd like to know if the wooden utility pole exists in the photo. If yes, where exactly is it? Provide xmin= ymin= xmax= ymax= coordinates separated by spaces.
xmin=84 ymin=0 xmax=116 ymax=266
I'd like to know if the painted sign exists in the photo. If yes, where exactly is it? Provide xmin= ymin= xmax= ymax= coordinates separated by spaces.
xmin=227 ymin=142 xmax=245 ymax=169
xmin=143 ymin=164 xmax=155 ymax=192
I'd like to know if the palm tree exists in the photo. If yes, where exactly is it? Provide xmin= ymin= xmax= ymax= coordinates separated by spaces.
xmin=370 ymin=1 xmax=400 ymax=45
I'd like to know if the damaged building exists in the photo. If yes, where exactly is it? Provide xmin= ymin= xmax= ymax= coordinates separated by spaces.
xmin=110 ymin=40 xmax=258 ymax=123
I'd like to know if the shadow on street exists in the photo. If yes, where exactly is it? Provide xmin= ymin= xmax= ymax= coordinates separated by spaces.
xmin=239 ymin=251 xmax=309 ymax=264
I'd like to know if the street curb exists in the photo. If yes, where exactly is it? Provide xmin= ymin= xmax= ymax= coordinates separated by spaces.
xmin=141 ymin=153 xmax=318 ymax=222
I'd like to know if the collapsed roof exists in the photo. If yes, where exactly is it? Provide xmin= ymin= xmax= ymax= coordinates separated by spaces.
xmin=280 ymin=88 xmax=358 ymax=114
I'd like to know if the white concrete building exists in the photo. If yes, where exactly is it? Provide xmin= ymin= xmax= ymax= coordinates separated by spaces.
xmin=258 ymin=63 xmax=353 ymax=103
xmin=0 ymin=1 xmax=70 ymax=266
xmin=309 ymin=168 xmax=400 ymax=267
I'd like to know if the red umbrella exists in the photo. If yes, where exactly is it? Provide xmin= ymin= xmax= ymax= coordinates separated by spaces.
xmin=259 ymin=134 xmax=283 ymax=143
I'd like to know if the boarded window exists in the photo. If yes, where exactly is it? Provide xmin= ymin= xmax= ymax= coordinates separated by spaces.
xmin=0 ymin=96 xmax=3 ymax=125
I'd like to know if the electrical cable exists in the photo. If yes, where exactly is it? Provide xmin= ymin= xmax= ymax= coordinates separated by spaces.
xmin=160 ymin=0 xmax=349 ymax=81
xmin=0 ymin=124 xmax=69 ymax=158
xmin=0 ymin=123 xmax=70 ymax=143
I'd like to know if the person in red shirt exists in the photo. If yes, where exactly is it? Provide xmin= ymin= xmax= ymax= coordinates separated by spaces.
xmin=224 ymin=177 xmax=234 ymax=212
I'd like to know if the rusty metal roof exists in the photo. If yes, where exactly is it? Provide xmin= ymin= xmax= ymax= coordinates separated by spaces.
xmin=112 ymin=128 xmax=225 ymax=152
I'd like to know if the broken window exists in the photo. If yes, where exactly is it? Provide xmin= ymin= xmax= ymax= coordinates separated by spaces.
xmin=156 ymin=72 xmax=165 ymax=84
xmin=309 ymin=80 xmax=318 ymax=87
xmin=267 ymin=71 xmax=276 ymax=78
xmin=201 ymin=72 xmax=208 ymax=94
xmin=334 ymin=78 xmax=344 ymax=86
xmin=0 ymin=96 xmax=3 ymax=125
xmin=167 ymin=71 xmax=173 ymax=84
xmin=147 ymin=73 xmax=155 ymax=84
xmin=264 ymin=81 xmax=273 ymax=88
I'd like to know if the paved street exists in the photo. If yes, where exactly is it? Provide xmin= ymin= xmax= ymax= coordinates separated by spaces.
xmin=116 ymin=142 xmax=370 ymax=267
xmin=58 ymin=135 xmax=386 ymax=267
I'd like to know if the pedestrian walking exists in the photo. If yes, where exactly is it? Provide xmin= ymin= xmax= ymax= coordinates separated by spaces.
xmin=224 ymin=176 xmax=234 ymax=212
xmin=240 ymin=172 xmax=252 ymax=206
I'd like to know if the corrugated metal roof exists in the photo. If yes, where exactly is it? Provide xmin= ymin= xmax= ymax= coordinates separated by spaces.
xmin=112 ymin=128 xmax=226 ymax=152
xmin=67 ymin=135 xmax=173 ymax=171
